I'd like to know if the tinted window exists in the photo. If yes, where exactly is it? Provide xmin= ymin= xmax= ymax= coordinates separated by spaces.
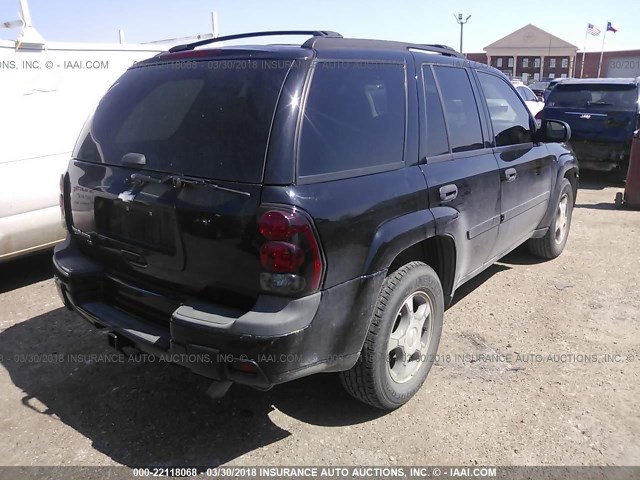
xmin=298 ymin=62 xmax=405 ymax=177
xmin=432 ymin=66 xmax=483 ymax=153
xmin=75 ymin=61 xmax=290 ymax=183
xmin=478 ymin=73 xmax=532 ymax=147
xmin=547 ymin=84 xmax=638 ymax=110
xmin=517 ymin=86 xmax=537 ymax=102
xmin=422 ymin=66 xmax=449 ymax=157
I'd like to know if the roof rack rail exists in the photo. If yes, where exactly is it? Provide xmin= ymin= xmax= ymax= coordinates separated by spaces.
xmin=410 ymin=44 xmax=464 ymax=58
xmin=169 ymin=30 xmax=343 ymax=53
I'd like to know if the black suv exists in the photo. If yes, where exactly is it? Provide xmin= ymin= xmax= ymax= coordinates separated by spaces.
xmin=54 ymin=31 xmax=578 ymax=409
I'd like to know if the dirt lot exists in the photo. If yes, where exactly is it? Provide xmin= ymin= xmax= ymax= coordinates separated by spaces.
xmin=0 ymin=178 xmax=638 ymax=468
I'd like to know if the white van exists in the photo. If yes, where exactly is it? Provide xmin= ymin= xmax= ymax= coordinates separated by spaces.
xmin=0 ymin=5 xmax=214 ymax=262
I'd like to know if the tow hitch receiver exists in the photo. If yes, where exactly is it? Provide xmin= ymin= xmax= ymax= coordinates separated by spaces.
xmin=107 ymin=331 xmax=136 ymax=354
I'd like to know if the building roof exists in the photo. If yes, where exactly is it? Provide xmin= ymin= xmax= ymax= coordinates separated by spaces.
xmin=485 ymin=24 xmax=578 ymax=51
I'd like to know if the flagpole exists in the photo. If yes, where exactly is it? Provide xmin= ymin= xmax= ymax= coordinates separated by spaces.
xmin=597 ymin=28 xmax=607 ymax=78
xmin=580 ymin=29 xmax=588 ymax=78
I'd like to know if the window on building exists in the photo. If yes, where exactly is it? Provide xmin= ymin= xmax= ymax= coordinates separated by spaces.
xmin=561 ymin=74 xmax=567 ymax=78
xmin=550 ymin=58 xmax=556 ymax=68
xmin=549 ymin=73 xmax=556 ymax=79
xmin=522 ymin=58 xmax=529 ymax=68
xmin=497 ymin=58 xmax=503 ymax=68
xmin=534 ymin=73 xmax=540 ymax=81
xmin=562 ymin=58 xmax=569 ymax=68
xmin=534 ymin=58 xmax=540 ymax=68
xmin=508 ymin=57 xmax=514 ymax=68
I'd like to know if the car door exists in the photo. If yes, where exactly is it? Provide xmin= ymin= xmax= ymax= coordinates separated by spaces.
xmin=475 ymin=70 xmax=555 ymax=260
xmin=416 ymin=59 xmax=501 ymax=283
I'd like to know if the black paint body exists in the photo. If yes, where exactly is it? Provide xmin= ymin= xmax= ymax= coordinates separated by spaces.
xmin=54 ymin=37 xmax=578 ymax=388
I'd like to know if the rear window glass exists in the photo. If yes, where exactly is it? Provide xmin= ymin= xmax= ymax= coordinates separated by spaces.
xmin=298 ymin=62 xmax=406 ymax=177
xmin=75 ymin=60 xmax=290 ymax=183
xmin=547 ymin=84 xmax=638 ymax=110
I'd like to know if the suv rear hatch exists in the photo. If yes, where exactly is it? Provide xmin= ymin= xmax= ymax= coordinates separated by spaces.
xmin=544 ymin=82 xmax=639 ymax=144
xmin=67 ymin=53 xmax=298 ymax=311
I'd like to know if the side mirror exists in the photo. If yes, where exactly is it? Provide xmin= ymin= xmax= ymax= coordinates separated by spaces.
xmin=537 ymin=120 xmax=571 ymax=143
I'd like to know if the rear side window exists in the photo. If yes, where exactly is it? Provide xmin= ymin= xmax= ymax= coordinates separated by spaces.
xmin=478 ymin=72 xmax=533 ymax=147
xmin=75 ymin=60 xmax=290 ymax=183
xmin=422 ymin=66 xmax=449 ymax=157
xmin=547 ymin=84 xmax=638 ymax=110
xmin=298 ymin=62 xmax=406 ymax=177
xmin=432 ymin=66 xmax=483 ymax=153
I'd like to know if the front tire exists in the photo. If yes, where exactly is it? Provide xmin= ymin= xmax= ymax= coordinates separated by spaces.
xmin=339 ymin=262 xmax=444 ymax=410
xmin=528 ymin=178 xmax=574 ymax=259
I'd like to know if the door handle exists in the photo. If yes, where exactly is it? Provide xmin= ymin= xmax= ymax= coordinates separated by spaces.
xmin=504 ymin=168 xmax=517 ymax=182
xmin=439 ymin=184 xmax=458 ymax=202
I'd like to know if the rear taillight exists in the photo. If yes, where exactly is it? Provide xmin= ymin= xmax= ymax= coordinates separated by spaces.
xmin=258 ymin=207 xmax=324 ymax=296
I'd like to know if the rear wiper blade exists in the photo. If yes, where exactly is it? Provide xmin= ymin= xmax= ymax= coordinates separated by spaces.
xmin=128 ymin=173 xmax=251 ymax=197
xmin=174 ymin=176 xmax=252 ymax=197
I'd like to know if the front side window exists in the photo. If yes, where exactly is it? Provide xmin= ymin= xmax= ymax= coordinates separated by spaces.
xmin=432 ymin=66 xmax=484 ymax=153
xmin=478 ymin=72 xmax=533 ymax=147
xmin=517 ymin=86 xmax=537 ymax=102
xmin=298 ymin=62 xmax=406 ymax=177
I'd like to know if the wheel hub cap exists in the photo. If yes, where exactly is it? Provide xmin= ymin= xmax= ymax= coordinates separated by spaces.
xmin=387 ymin=291 xmax=434 ymax=384
xmin=555 ymin=193 xmax=569 ymax=244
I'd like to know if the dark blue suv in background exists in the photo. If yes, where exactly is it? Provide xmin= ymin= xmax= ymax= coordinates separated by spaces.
xmin=543 ymin=77 xmax=640 ymax=179
xmin=54 ymin=31 xmax=578 ymax=409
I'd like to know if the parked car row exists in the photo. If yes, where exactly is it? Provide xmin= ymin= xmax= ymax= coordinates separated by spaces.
xmin=542 ymin=77 xmax=640 ymax=179
xmin=510 ymin=75 xmax=639 ymax=180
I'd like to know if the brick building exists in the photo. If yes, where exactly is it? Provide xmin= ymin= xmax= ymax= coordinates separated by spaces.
xmin=575 ymin=50 xmax=640 ymax=78
xmin=466 ymin=24 xmax=640 ymax=81
xmin=466 ymin=24 xmax=577 ymax=82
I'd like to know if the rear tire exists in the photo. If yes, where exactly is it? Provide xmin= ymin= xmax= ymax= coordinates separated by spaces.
xmin=339 ymin=262 xmax=444 ymax=410
xmin=528 ymin=178 xmax=574 ymax=259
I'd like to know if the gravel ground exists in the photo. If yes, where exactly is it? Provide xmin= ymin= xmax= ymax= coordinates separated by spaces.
xmin=0 ymin=178 xmax=638 ymax=468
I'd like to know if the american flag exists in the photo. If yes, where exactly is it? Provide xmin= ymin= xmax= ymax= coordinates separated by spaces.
xmin=586 ymin=23 xmax=601 ymax=36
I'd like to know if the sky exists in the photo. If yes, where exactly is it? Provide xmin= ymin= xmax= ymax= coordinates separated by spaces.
xmin=0 ymin=0 xmax=638 ymax=53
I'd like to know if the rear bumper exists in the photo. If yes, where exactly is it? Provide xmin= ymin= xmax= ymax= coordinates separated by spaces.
xmin=569 ymin=138 xmax=631 ymax=170
xmin=53 ymin=237 xmax=384 ymax=388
